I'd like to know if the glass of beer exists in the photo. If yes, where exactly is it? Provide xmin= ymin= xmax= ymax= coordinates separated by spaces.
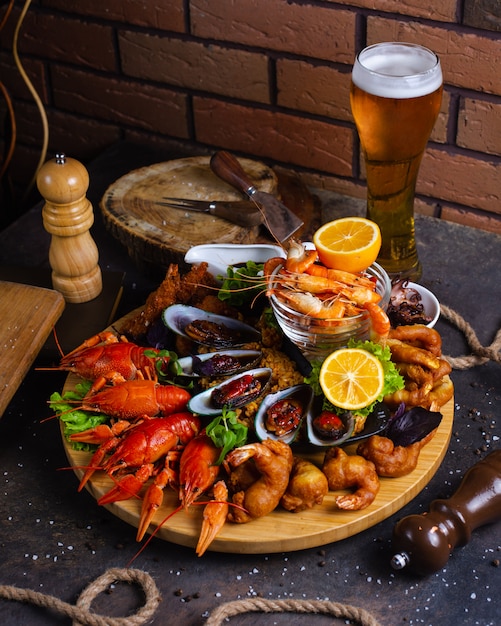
xmin=350 ymin=42 xmax=443 ymax=280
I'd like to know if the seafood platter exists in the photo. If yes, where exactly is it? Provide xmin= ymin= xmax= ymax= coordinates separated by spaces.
xmin=52 ymin=233 xmax=454 ymax=555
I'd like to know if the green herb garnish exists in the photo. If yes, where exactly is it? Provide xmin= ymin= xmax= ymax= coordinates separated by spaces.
xmin=206 ymin=406 xmax=248 ymax=464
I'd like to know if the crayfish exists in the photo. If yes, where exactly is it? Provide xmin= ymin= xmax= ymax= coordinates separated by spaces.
xmin=43 ymin=330 xmax=171 ymax=392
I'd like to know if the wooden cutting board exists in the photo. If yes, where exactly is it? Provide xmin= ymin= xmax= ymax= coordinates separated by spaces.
xmin=0 ymin=281 xmax=65 ymax=417
xmin=100 ymin=157 xmax=319 ymax=275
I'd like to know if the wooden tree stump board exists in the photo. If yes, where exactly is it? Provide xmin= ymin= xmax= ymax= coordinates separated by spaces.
xmin=99 ymin=156 xmax=317 ymax=275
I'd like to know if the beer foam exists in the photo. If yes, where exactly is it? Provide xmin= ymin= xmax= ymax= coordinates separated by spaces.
xmin=352 ymin=43 xmax=442 ymax=99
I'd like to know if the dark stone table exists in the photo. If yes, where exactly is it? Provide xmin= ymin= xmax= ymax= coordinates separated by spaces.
xmin=0 ymin=142 xmax=499 ymax=625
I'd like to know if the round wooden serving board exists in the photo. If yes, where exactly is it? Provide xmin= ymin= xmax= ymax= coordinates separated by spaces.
xmin=60 ymin=319 xmax=453 ymax=555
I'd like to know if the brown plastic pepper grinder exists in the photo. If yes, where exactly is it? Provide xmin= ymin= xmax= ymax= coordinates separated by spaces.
xmin=391 ymin=449 xmax=501 ymax=575
xmin=38 ymin=153 xmax=102 ymax=303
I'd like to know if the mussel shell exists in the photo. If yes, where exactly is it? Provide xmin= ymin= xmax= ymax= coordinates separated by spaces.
xmin=306 ymin=402 xmax=391 ymax=447
xmin=348 ymin=402 xmax=391 ymax=444
xmin=187 ymin=367 xmax=272 ymax=416
xmin=162 ymin=304 xmax=261 ymax=348
xmin=306 ymin=410 xmax=355 ymax=447
xmin=254 ymin=384 xmax=314 ymax=445
xmin=176 ymin=349 xmax=262 ymax=378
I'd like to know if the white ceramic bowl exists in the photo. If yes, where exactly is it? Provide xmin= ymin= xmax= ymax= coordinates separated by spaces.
xmin=184 ymin=243 xmax=285 ymax=280
xmin=406 ymin=282 xmax=440 ymax=328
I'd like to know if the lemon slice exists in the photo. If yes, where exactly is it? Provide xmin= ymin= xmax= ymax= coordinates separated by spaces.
xmin=319 ymin=348 xmax=384 ymax=411
xmin=313 ymin=217 xmax=381 ymax=273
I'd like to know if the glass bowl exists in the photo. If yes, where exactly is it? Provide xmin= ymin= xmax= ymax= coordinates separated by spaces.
xmin=269 ymin=262 xmax=391 ymax=359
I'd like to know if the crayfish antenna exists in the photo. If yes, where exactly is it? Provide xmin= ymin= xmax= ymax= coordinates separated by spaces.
xmin=126 ymin=503 xmax=183 ymax=567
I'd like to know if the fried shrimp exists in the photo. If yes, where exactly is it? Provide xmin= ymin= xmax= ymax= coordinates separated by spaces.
xmin=322 ymin=447 xmax=380 ymax=511
xmin=388 ymin=324 xmax=442 ymax=356
xmin=357 ymin=430 xmax=437 ymax=478
xmin=225 ymin=439 xmax=293 ymax=523
xmin=280 ymin=456 xmax=329 ymax=513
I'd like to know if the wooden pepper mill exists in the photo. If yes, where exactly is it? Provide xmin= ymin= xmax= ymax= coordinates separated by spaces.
xmin=38 ymin=153 xmax=102 ymax=303
xmin=391 ymin=449 xmax=501 ymax=575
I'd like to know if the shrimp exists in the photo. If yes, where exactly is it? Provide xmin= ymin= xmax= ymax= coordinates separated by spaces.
xmin=322 ymin=447 xmax=380 ymax=511
xmin=357 ymin=430 xmax=437 ymax=478
xmin=365 ymin=301 xmax=391 ymax=339
xmin=225 ymin=439 xmax=293 ymax=523
xmin=276 ymin=290 xmax=346 ymax=319
xmin=285 ymin=239 xmax=318 ymax=273
xmin=305 ymin=263 xmax=375 ymax=289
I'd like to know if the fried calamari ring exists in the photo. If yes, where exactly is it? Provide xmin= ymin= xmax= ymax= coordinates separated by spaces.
xmin=357 ymin=430 xmax=437 ymax=478
xmin=421 ymin=374 xmax=454 ymax=410
xmin=395 ymin=362 xmax=435 ymax=388
xmin=389 ymin=324 xmax=442 ymax=356
xmin=322 ymin=447 xmax=380 ymax=511
xmin=386 ymin=338 xmax=441 ymax=371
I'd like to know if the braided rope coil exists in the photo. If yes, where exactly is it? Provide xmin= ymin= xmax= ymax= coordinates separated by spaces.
xmin=204 ymin=597 xmax=383 ymax=626
xmin=440 ymin=304 xmax=501 ymax=369
xmin=0 ymin=568 xmax=161 ymax=626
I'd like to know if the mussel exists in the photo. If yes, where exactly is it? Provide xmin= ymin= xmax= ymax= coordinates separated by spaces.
xmin=188 ymin=368 xmax=272 ymax=416
xmin=176 ymin=349 xmax=262 ymax=378
xmin=306 ymin=410 xmax=355 ymax=447
xmin=254 ymin=384 xmax=314 ymax=445
xmin=162 ymin=304 xmax=261 ymax=348
xmin=306 ymin=402 xmax=391 ymax=447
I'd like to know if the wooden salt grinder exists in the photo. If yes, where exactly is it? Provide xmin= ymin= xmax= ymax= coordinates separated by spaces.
xmin=38 ymin=153 xmax=102 ymax=303
xmin=391 ymin=449 xmax=501 ymax=575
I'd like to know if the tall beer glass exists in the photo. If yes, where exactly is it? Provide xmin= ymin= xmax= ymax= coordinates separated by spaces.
xmin=350 ymin=42 xmax=443 ymax=280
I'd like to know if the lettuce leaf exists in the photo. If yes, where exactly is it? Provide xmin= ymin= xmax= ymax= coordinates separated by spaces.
xmin=49 ymin=380 xmax=109 ymax=451
xmin=218 ymin=261 xmax=266 ymax=306
xmin=304 ymin=340 xmax=404 ymax=418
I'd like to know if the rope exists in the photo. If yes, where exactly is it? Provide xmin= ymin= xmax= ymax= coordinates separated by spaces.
xmin=205 ymin=598 xmax=383 ymax=626
xmin=440 ymin=304 xmax=501 ymax=369
xmin=0 ymin=568 xmax=161 ymax=626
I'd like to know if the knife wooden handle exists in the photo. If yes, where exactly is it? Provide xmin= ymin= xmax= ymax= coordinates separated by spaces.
xmin=210 ymin=151 xmax=256 ymax=197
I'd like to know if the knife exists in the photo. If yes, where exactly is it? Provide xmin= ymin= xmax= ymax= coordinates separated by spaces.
xmin=210 ymin=151 xmax=304 ymax=243
xmin=156 ymin=198 xmax=263 ymax=228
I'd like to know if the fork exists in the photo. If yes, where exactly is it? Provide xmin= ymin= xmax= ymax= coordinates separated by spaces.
xmin=157 ymin=197 xmax=263 ymax=227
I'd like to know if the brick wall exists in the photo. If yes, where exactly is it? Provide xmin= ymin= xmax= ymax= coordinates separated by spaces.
xmin=1 ymin=0 xmax=501 ymax=235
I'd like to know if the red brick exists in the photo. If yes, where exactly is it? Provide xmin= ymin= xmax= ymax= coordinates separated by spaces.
xmin=277 ymin=60 xmax=352 ymax=121
xmin=6 ymin=10 xmax=117 ymax=72
xmin=419 ymin=147 xmax=501 ymax=214
xmin=0 ymin=53 xmax=47 ymax=102
xmin=46 ymin=111 xmax=122 ymax=162
xmin=367 ymin=17 xmax=501 ymax=96
xmin=457 ymin=98 xmax=501 ymax=157
xmin=44 ymin=0 xmax=186 ymax=32
xmin=191 ymin=0 xmax=356 ymax=63
xmin=441 ymin=205 xmax=501 ymax=235
xmin=51 ymin=66 xmax=189 ymax=138
xmin=192 ymin=97 xmax=353 ymax=177
xmin=326 ymin=0 xmax=457 ymax=22
xmin=431 ymin=90 xmax=450 ymax=144
xmin=119 ymin=32 xmax=270 ymax=103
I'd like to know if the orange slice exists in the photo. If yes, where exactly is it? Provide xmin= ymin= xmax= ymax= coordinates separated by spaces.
xmin=313 ymin=217 xmax=381 ymax=273
xmin=319 ymin=348 xmax=384 ymax=410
